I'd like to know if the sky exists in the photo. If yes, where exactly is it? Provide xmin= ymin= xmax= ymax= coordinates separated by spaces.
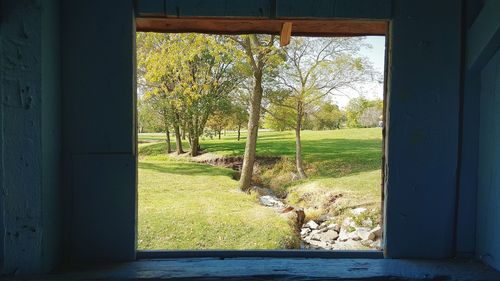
xmin=331 ymin=36 xmax=386 ymax=108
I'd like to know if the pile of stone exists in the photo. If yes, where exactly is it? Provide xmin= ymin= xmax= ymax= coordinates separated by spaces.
xmin=301 ymin=210 xmax=382 ymax=250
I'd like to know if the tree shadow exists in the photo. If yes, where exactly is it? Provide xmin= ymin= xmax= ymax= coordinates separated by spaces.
xmin=139 ymin=161 xmax=236 ymax=178
xmin=140 ymin=137 xmax=382 ymax=179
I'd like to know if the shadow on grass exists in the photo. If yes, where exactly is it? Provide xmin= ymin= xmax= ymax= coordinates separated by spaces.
xmin=140 ymin=137 xmax=382 ymax=179
xmin=139 ymin=161 xmax=236 ymax=178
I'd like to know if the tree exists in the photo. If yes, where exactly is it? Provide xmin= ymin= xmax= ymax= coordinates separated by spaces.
xmin=227 ymin=103 xmax=249 ymax=141
xmin=359 ymin=106 xmax=382 ymax=127
xmin=137 ymin=33 xmax=241 ymax=156
xmin=271 ymin=37 xmax=376 ymax=179
xmin=231 ymin=35 xmax=283 ymax=192
xmin=312 ymin=101 xmax=345 ymax=130
xmin=206 ymin=110 xmax=231 ymax=139
xmin=345 ymin=97 xmax=383 ymax=128
xmin=137 ymin=96 xmax=163 ymax=133
xmin=137 ymin=32 xmax=185 ymax=154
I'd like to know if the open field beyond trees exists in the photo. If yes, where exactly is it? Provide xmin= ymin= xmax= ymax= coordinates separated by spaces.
xmin=138 ymin=128 xmax=382 ymax=250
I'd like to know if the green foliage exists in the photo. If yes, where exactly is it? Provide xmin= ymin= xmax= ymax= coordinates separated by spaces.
xmin=137 ymin=97 xmax=164 ymax=133
xmin=345 ymin=97 xmax=383 ymax=128
xmin=307 ymin=101 xmax=346 ymax=130
xmin=137 ymin=33 xmax=244 ymax=150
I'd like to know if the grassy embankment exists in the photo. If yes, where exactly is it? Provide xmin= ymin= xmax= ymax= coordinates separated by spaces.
xmin=138 ymin=128 xmax=382 ymax=249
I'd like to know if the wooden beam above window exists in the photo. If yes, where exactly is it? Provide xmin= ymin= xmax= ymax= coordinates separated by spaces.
xmin=136 ymin=18 xmax=388 ymax=37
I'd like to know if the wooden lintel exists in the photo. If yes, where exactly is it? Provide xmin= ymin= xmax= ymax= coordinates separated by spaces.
xmin=136 ymin=18 xmax=388 ymax=37
xmin=280 ymin=22 xmax=293 ymax=46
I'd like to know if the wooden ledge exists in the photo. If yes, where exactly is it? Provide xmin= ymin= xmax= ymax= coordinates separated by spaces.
xmin=136 ymin=18 xmax=388 ymax=37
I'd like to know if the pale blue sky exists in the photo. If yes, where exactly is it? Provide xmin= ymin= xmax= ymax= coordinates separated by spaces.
xmin=332 ymin=36 xmax=386 ymax=108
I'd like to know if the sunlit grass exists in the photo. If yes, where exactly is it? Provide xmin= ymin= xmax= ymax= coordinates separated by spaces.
xmin=138 ymin=128 xmax=382 ymax=249
xmin=138 ymin=157 xmax=299 ymax=250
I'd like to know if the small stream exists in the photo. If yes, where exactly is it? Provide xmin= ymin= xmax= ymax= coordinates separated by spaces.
xmin=193 ymin=154 xmax=314 ymax=249
xmin=193 ymin=153 xmax=383 ymax=251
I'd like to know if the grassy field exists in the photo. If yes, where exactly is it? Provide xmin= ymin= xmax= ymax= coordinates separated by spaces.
xmin=138 ymin=128 xmax=382 ymax=249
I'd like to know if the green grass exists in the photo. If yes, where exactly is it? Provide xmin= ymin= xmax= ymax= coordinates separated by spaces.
xmin=138 ymin=156 xmax=299 ymax=250
xmin=138 ymin=128 xmax=383 ymax=249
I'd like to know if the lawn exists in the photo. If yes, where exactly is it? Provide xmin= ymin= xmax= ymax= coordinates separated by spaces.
xmin=138 ymin=155 xmax=299 ymax=250
xmin=138 ymin=128 xmax=382 ymax=249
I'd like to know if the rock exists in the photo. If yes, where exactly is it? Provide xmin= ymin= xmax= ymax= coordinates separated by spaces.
xmin=361 ymin=218 xmax=373 ymax=228
xmin=319 ymin=230 xmax=339 ymax=242
xmin=361 ymin=239 xmax=373 ymax=247
xmin=355 ymin=227 xmax=372 ymax=241
xmin=318 ymin=221 xmax=328 ymax=230
xmin=370 ymin=240 xmax=382 ymax=250
xmin=331 ymin=239 xmax=369 ymax=250
xmin=342 ymin=217 xmax=356 ymax=228
xmin=259 ymin=195 xmax=285 ymax=208
xmin=351 ymin=207 xmax=367 ymax=216
xmin=337 ymin=228 xmax=350 ymax=242
xmin=304 ymin=220 xmax=319 ymax=230
xmin=368 ymin=225 xmax=382 ymax=240
xmin=310 ymin=233 xmax=322 ymax=241
xmin=307 ymin=239 xmax=330 ymax=249
xmin=327 ymin=223 xmax=341 ymax=232
xmin=300 ymin=228 xmax=311 ymax=237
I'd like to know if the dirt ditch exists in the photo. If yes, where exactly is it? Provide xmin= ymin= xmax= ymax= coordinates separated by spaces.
xmin=190 ymin=152 xmax=382 ymax=251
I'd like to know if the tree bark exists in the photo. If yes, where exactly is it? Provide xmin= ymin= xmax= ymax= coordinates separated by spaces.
xmin=295 ymin=101 xmax=307 ymax=179
xmin=181 ymin=122 xmax=186 ymax=140
xmin=239 ymin=70 xmax=263 ymax=192
xmin=237 ymin=124 xmax=241 ymax=141
xmin=170 ymin=110 xmax=184 ymax=154
xmin=174 ymin=122 xmax=184 ymax=154
xmin=165 ymin=128 xmax=172 ymax=154
xmin=190 ymin=136 xmax=199 ymax=157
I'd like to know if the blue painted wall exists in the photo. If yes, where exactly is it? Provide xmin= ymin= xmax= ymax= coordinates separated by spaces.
xmin=0 ymin=0 xmax=62 ymax=273
xmin=1 ymin=0 xmax=500 ymax=273
xmin=476 ymin=48 xmax=500 ymax=269
xmin=61 ymin=0 xmax=137 ymax=263
xmin=384 ymin=0 xmax=461 ymax=258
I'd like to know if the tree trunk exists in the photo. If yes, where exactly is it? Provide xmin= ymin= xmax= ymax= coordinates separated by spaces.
xmin=295 ymin=101 xmax=307 ymax=179
xmin=165 ymin=128 xmax=172 ymax=154
xmin=237 ymin=124 xmax=241 ymax=141
xmin=239 ymin=70 xmax=263 ymax=192
xmin=174 ymin=122 xmax=184 ymax=154
xmin=218 ymin=130 xmax=221 ymax=139
xmin=181 ymin=123 xmax=186 ymax=140
xmin=190 ymin=136 xmax=199 ymax=157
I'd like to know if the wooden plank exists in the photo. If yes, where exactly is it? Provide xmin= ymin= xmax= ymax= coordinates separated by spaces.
xmin=135 ymin=0 xmax=392 ymax=20
xmin=71 ymin=154 xmax=136 ymax=262
xmin=137 ymin=0 xmax=165 ymax=17
xmin=467 ymin=0 xmax=500 ymax=71
xmin=384 ymin=0 xmax=461 ymax=258
xmin=136 ymin=0 xmax=273 ymax=18
xmin=137 ymin=250 xmax=383 ymax=259
xmin=136 ymin=18 xmax=388 ymax=36
xmin=10 ymin=259 xmax=500 ymax=280
xmin=280 ymin=22 xmax=292 ymax=46
xmin=276 ymin=0 xmax=392 ymax=19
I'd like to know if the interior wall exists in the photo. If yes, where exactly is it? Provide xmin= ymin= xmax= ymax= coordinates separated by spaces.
xmin=0 ymin=0 xmax=62 ymax=273
xmin=464 ymin=0 xmax=500 ymax=270
xmin=476 ymin=48 xmax=500 ymax=270
xmin=61 ymin=0 xmax=137 ymax=263
xmin=454 ymin=0 xmax=485 ymax=257
xmin=0 ymin=0 xmax=488 ymax=273
xmin=383 ymin=0 xmax=462 ymax=258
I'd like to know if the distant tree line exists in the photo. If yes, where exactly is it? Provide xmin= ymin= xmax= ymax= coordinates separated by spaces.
xmin=137 ymin=33 xmax=381 ymax=191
